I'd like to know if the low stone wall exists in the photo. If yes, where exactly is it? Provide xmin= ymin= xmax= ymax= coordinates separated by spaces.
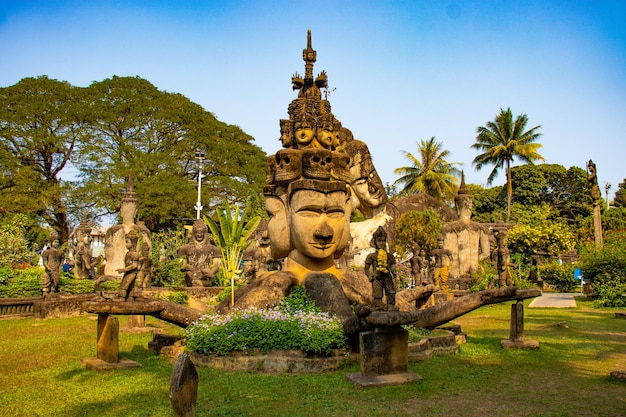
xmin=182 ymin=330 xmax=461 ymax=374
xmin=189 ymin=349 xmax=358 ymax=373
xmin=0 ymin=297 xmax=39 ymax=319
xmin=408 ymin=329 xmax=460 ymax=362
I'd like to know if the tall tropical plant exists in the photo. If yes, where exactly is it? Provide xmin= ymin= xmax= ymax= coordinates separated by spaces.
xmin=204 ymin=200 xmax=261 ymax=287
xmin=393 ymin=137 xmax=461 ymax=202
xmin=471 ymin=108 xmax=544 ymax=221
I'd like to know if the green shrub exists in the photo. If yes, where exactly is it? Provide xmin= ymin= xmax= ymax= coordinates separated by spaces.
xmin=185 ymin=287 xmax=347 ymax=356
xmin=580 ymin=231 xmax=626 ymax=307
xmin=0 ymin=267 xmax=41 ymax=298
xmin=153 ymin=291 xmax=189 ymax=305
xmin=538 ymin=262 xmax=577 ymax=292
xmin=151 ymin=229 xmax=188 ymax=287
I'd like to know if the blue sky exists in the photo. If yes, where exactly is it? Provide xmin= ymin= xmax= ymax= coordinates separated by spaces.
xmin=1 ymin=0 xmax=625 ymax=201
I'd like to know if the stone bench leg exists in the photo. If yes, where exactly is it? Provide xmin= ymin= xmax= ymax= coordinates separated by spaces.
xmin=97 ymin=313 xmax=119 ymax=363
xmin=347 ymin=326 xmax=422 ymax=387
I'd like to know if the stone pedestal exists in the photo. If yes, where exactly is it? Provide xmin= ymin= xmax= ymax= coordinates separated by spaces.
xmin=80 ymin=313 xmax=141 ymax=371
xmin=128 ymin=315 xmax=146 ymax=328
xmin=347 ymin=325 xmax=422 ymax=387
xmin=501 ymin=301 xmax=539 ymax=349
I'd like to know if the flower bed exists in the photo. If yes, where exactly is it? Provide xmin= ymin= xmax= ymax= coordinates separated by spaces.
xmin=184 ymin=307 xmax=347 ymax=356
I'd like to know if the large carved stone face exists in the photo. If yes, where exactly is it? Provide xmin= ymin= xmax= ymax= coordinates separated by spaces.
xmin=294 ymin=121 xmax=314 ymax=147
xmin=316 ymin=122 xmax=335 ymax=148
xmin=265 ymin=195 xmax=290 ymax=258
xmin=349 ymin=157 xmax=386 ymax=210
xmin=279 ymin=120 xmax=293 ymax=148
xmin=289 ymin=189 xmax=348 ymax=262
xmin=192 ymin=226 xmax=207 ymax=243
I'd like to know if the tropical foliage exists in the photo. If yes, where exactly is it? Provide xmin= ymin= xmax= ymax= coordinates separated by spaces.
xmin=394 ymin=209 xmax=442 ymax=255
xmin=471 ymin=108 xmax=544 ymax=221
xmin=579 ymin=231 xmax=626 ymax=307
xmin=205 ymin=200 xmax=261 ymax=286
xmin=393 ymin=137 xmax=461 ymax=202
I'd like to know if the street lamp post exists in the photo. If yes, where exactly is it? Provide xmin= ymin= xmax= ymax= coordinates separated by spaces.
xmin=194 ymin=150 xmax=205 ymax=219
xmin=605 ymin=182 xmax=611 ymax=211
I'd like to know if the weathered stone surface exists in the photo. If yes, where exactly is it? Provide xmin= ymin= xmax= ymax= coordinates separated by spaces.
xmin=170 ymin=353 xmax=198 ymax=417
xmin=501 ymin=300 xmax=539 ymax=349
xmin=97 ymin=314 xmax=119 ymax=363
xmin=85 ymin=300 xmax=203 ymax=328
xmin=188 ymin=350 xmax=356 ymax=374
xmin=148 ymin=331 xmax=184 ymax=355
xmin=359 ymin=326 xmax=409 ymax=377
xmin=364 ymin=287 xmax=541 ymax=329
xmin=80 ymin=357 xmax=141 ymax=372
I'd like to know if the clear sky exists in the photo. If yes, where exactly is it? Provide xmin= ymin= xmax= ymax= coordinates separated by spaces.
xmin=1 ymin=0 xmax=625 ymax=200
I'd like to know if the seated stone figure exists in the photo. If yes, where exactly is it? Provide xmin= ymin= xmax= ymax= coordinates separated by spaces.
xmin=177 ymin=219 xmax=221 ymax=287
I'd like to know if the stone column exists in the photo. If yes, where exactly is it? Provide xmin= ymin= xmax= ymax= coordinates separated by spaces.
xmin=501 ymin=301 xmax=539 ymax=349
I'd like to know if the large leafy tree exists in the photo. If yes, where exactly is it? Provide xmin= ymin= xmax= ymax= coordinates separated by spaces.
xmin=471 ymin=108 xmax=544 ymax=221
xmin=73 ymin=76 xmax=266 ymax=230
xmin=614 ymin=178 xmax=626 ymax=208
xmin=393 ymin=137 xmax=461 ymax=202
xmin=0 ymin=76 xmax=88 ymax=242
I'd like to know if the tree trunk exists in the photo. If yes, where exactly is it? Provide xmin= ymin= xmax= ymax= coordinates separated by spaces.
xmin=506 ymin=160 xmax=512 ymax=222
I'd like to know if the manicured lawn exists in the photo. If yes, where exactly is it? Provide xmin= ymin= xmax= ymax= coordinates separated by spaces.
xmin=0 ymin=299 xmax=624 ymax=416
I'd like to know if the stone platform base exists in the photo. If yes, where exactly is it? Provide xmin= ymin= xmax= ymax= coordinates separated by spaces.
xmin=610 ymin=370 xmax=626 ymax=379
xmin=500 ymin=339 xmax=540 ymax=349
xmin=189 ymin=350 xmax=356 ymax=374
xmin=80 ymin=357 xmax=142 ymax=372
xmin=346 ymin=371 xmax=422 ymax=387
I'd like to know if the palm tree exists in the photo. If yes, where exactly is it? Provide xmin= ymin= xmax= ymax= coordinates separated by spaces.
xmin=393 ymin=137 xmax=461 ymax=202
xmin=471 ymin=108 xmax=544 ymax=221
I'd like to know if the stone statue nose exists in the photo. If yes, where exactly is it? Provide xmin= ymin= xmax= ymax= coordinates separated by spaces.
xmin=314 ymin=220 xmax=333 ymax=243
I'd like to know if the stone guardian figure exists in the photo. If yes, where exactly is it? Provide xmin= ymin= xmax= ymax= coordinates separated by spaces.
xmin=177 ymin=219 xmax=221 ymax=287
xmin=42 ymin=231 xmax=64 ymax=298
xmin=364 ymin=226 xmax=397 ymax=311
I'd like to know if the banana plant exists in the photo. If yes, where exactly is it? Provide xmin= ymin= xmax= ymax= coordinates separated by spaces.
xmin=204 ymin=200 xmax=261 ymax=289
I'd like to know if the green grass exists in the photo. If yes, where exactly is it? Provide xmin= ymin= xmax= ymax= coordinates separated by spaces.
xmin=0 ymin=299 xmax=624 ymax=416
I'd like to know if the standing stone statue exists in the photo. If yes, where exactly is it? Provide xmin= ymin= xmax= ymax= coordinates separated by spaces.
xmin=136 ymin=243 xmax=152 ymax=289
xmin=177 ymin=219 xmax=221 ymax=287
xmin=104 ymin=175 xmax=151 ymax=278
xmin=117 ymin=230 xmax=140 ymax=300
xmin=431 ymin=237 xmax=453 ymax=291
xmin=491 ymin=230 xmax=513 ymax=287
xmin=74 ymin=227 xmax=102 ymax=280
xmin=588 ymin=159 xmax=601 ymax=202
xmin=42 ymin=231 xmax=64 ymax=298
xmin=364 ymin=226 xmax=397 ymax=311
xmin=440 ymin=172 xmax=491 ymax=288
xmin=410 ymin=245 xmax=432 ymax=287
xmin=587 ymin=159 xmax=603 ymax=247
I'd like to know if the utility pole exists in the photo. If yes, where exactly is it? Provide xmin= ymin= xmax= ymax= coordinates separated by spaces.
xmin=605 ymin=182 xmax=611 ymax=211
xmin=194 ymin=150 xmax=205 ymax=219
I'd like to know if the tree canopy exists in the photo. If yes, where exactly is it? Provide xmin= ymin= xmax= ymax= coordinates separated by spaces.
xmin=471 ymin=108 xmax=544 ymax=221
xmin=393 ymin=137 xmax=461 ymax=203
xmin=0 ymin=75 xmax=267 ymax=239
